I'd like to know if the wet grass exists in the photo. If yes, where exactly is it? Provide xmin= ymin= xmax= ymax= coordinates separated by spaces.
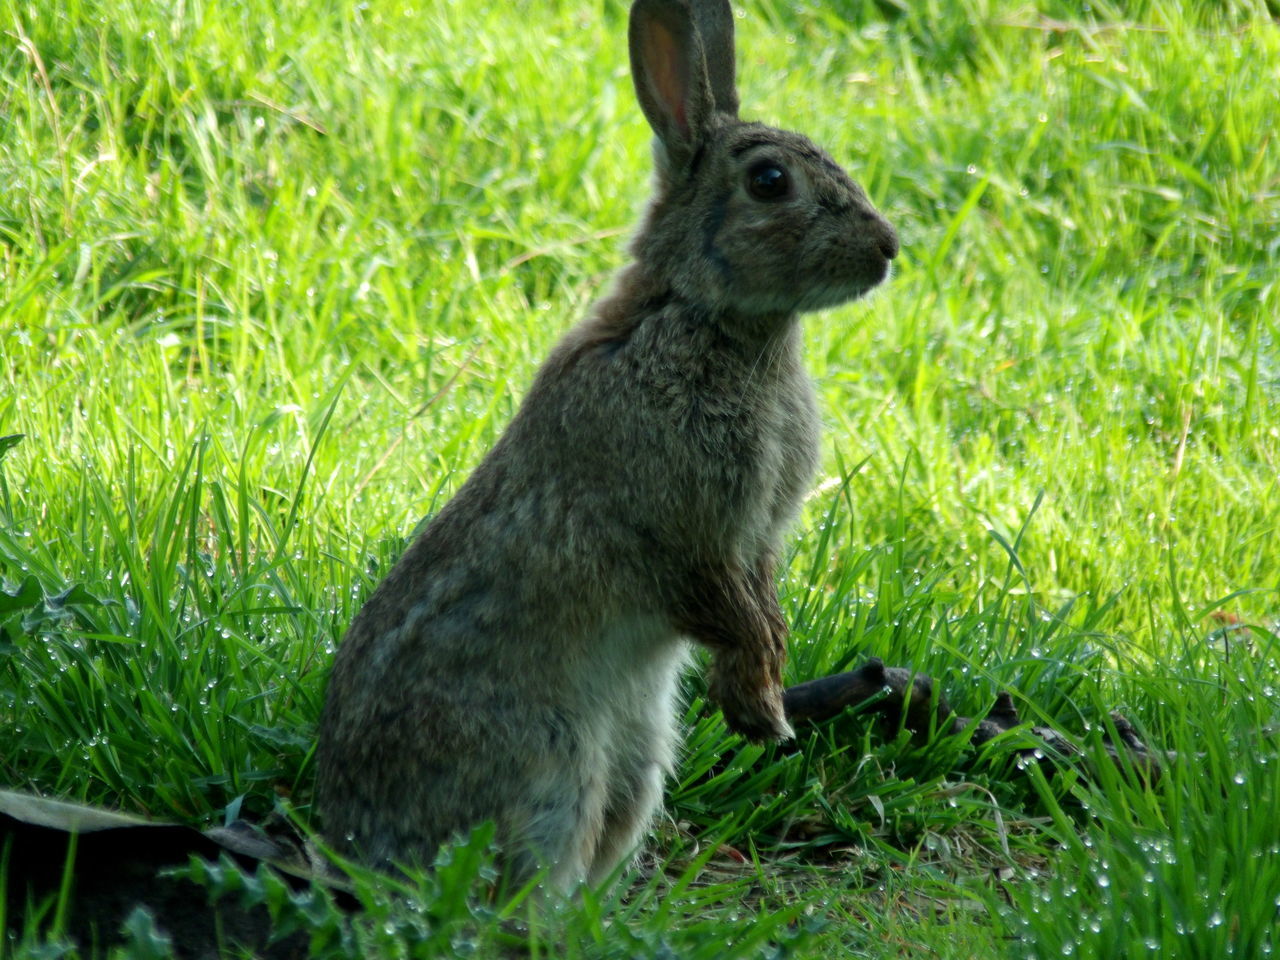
xmin=1 ymin=0 xmax=1278 ymax=955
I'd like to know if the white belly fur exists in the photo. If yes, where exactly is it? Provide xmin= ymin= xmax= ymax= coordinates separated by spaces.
xmin=544 ymin=614 xmax=689 ymax=886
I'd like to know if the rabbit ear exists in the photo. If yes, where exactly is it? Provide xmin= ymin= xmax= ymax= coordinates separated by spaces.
xmin=629 ymin=0 xmax=717 ymax=165
xmin=691 ymin=0 xmax=739 ymax=118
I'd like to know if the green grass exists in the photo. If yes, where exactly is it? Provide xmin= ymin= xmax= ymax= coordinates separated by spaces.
xmin=2 ymin=0 xmax=1278 ymax=955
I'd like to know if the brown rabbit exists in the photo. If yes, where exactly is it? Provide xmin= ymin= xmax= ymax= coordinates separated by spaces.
xmin=316 ymin=0 xmax=897 ymax=889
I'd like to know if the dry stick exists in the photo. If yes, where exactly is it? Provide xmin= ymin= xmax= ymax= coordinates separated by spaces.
xmin=781 ymin=658 xmax=1171 ymax=781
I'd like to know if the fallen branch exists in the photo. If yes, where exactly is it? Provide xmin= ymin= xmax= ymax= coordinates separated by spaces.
xmin=783 ymin=656 xmax=1170 ymax=780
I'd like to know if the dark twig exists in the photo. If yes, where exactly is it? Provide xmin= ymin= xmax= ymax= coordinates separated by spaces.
xmin=783 ymin=659 xmax=1170 ymax=781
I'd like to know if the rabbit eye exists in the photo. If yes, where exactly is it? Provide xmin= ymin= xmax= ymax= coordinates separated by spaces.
xmin=747 ymin=163 xmax=789 ymax=201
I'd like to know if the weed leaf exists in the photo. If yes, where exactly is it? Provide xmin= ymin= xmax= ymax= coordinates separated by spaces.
xmin=0 ymin=576 xmax=41 ymax=613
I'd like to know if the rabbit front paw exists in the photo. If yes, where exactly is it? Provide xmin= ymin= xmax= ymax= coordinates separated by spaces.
xmin=708 ymin=655 xmax=794 ymax=743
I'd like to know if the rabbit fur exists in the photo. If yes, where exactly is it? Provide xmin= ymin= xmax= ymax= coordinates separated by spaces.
xmin=316 ymin=0 xmax=898 ymax=889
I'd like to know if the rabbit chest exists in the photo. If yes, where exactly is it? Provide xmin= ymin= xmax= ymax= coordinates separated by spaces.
xmin=615 ymin=311 xmax=821 ymax=566
xmin=498 ymin=304 xmax=820 ymax=594
xmin=695 ymin=341 xmax=819 ymax=559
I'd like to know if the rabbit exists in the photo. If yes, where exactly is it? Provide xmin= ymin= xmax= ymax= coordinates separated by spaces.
xmin=315 ymin=0 xmax=898 ymax=890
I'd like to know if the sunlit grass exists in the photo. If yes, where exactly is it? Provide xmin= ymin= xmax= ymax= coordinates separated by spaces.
xmin=1 ymin=0 xmax=1278 ymax=955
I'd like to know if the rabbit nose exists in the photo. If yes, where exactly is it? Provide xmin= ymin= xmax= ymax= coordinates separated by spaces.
xmin=875 ymin=219 xmax=899 ymax=260
xmin=859 ymin=207 xmax=898 ymax=260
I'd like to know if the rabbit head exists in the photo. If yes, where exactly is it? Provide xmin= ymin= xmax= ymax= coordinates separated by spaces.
xmin=628 ymin=0 xmax=898 ymax=323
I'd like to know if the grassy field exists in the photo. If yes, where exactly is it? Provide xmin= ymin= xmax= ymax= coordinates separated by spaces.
xmin=2 ymin=0 xmax=1278 ymax=955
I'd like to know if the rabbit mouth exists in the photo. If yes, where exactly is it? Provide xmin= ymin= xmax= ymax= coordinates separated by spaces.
xmin=722 ymin=268 xmax=889 ymax=318
xmin=795 ymin=270 xmax=891 ymax=312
